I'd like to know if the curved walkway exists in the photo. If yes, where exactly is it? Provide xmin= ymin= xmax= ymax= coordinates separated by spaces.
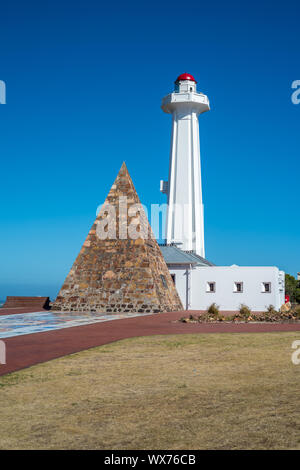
xmin=1 ymin=310 xmax=300 ymax=376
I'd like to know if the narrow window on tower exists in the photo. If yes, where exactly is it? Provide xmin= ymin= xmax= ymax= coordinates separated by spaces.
xmin=206 ymin=282 xmax=216 ymax=293
xmin=171 ymin=274 xmax=176 ymax=285
xmin=234 ymin=282 xmax=243 ymax=293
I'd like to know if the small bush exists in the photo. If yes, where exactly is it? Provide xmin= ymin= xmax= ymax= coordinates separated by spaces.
xmin=206 ymin=303 xmax=220 ymax=316
xmin=266 ymin=305 xmax=277 ymax=314
xmin=292 ymin=305 xmax=300 ymax=319
xmin=239 ymin=304 xmax=251 ymax=319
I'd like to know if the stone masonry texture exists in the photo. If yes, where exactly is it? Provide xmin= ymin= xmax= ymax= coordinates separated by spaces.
xmin=52 ymin=162 xmax=183 ymax=313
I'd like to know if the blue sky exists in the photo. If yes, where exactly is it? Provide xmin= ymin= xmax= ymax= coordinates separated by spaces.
xmin=0 ymin=0 xmax=299 ymax=300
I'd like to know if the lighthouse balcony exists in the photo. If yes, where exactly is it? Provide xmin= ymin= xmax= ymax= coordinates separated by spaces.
xmin=161 ymin=92 xmax=210 ymax=114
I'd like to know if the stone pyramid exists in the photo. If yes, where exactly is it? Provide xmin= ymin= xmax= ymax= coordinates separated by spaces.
xmin=52 ymin=162 xmax=183 ymax=313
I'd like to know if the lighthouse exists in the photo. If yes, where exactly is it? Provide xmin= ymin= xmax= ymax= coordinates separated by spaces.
xmin=161 ymin=73 xmax=209 ymax=257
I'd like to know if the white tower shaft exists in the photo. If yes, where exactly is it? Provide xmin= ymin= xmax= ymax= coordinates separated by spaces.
xmin=161 ymin=76 xmax=209 ymax=257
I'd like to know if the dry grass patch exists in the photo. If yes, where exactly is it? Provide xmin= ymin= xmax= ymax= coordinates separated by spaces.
xmin=0 ymin=332 xmax=300 ymax=449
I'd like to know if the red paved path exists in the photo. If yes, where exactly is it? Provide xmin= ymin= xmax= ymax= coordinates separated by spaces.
xmin=1 ymin=311 xmax=300 ymax=376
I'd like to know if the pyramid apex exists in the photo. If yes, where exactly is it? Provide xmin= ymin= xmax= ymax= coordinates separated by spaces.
xmin=116 ymin=161 xmax=131 ymax=180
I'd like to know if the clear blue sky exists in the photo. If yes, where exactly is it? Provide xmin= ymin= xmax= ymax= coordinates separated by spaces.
xmin=0 ymin=0 xmax=299 ymax=300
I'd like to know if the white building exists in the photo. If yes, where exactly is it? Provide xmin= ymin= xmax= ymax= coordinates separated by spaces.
xmin=160 ymin=74 xmax=285 ymax=312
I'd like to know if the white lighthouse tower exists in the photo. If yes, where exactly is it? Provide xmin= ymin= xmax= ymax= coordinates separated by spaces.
xmin=161 ymin=73 xmax=210 ymax=257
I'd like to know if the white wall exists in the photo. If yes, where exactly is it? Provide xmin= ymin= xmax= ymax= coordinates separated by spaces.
xmin=169 ymin=265 xmax=285 ymax=312
xmin=168 ymin=265 xmax=191 ymax=310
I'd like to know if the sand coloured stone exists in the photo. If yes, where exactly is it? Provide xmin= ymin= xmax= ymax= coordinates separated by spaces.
xmin=52 ymin=162 xmax=183 ymax=313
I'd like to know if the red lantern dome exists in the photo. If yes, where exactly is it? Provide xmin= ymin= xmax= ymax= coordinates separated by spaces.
xmin=175 ymin=73 xmax=197 ymax=83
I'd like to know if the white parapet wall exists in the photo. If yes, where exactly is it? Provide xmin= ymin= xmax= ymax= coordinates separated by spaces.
xmin=169 ymin=265 xmax=285 ymax=312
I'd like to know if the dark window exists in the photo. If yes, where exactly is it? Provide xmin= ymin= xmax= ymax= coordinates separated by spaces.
xmin=234 ymin=282 xmax=243 ymax=293
xmin=206 ymin=282 xmax=216 ymax=292
xmin=171 ymin=274 xmax=176 ymax=284
xmin=263 ymin=282 xmax=271 ymax=293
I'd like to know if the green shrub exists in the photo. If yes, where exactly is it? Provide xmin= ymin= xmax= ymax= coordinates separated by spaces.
xmin=239 ymin=304 xmax=251 ymax=319
xmin=266 ymin=305 xmax=278 ymax=315
xmin=206 ymin=303 xmax=220 ymax=317
xmin=292 ymin=305 xmax=300 ymax=319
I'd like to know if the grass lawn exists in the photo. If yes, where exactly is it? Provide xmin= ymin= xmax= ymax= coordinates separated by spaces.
xmin=0 ymin=332 xmax=300 ymax=449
